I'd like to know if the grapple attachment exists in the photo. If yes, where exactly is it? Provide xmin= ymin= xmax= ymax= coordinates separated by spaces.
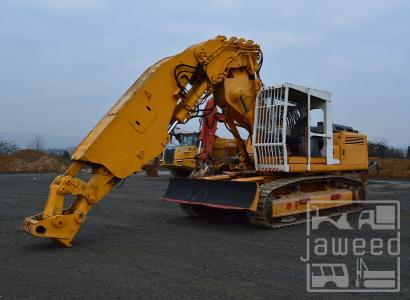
xmin=162 ymin=178 xmax=258 ymax=210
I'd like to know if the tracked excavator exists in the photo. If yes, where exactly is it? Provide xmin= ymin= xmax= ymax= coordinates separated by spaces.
xmin=21 ymin=36 xmax=368 ymax=247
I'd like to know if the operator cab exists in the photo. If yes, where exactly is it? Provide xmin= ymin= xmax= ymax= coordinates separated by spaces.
xmin=252 ymin=83 xmax=367 ymax=172
xmin=284 ymin=87 xmax=329 ymax=159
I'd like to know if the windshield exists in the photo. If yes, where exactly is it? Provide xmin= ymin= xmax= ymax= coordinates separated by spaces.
xmin=179 ymin=134 xmax=197 ymax=146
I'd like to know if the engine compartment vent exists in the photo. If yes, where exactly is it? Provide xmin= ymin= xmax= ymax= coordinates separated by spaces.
xmin=345 ymin=136 xmax=365 ymax=145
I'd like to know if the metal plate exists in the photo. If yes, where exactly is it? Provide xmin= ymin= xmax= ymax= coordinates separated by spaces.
xmin=162 ymin=178 xmax=257 ymax=210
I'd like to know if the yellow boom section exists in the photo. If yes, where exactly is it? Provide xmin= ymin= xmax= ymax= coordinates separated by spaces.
xmin=21 ymin=36 xmax=261 ymax=246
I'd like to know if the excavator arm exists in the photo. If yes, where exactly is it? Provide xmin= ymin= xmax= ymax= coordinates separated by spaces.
xmin=21 ymin=36 xmax=262 ymax=246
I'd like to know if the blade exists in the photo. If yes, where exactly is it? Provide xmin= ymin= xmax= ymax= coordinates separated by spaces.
xmin=162 ymin=177 xmax=257 ymax=210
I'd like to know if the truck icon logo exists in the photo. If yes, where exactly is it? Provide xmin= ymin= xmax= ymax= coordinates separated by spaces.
xmin=310 ymin=263 xmax=349 ymax=288
xmin=359 ymin=205 xmax=397 ymax=230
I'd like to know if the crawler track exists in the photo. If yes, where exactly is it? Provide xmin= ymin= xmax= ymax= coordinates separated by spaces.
xmin=247 ymin=175 xmax=366 ymax=228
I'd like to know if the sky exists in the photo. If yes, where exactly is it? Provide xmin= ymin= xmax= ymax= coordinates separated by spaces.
xmin=0 ymin=0 xmax=409 ymax=147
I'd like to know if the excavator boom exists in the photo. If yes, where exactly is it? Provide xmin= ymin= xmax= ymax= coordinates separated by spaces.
xmin=21 ymin=36 xmax=262 ymax=246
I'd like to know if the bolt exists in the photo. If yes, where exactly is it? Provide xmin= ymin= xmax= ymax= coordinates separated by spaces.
xmin=51 ymin=215 xmax=64 ymax=228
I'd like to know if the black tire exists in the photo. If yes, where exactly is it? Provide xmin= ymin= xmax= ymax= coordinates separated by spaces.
xmin=180 ymin=204 xmax=211 ymax=217
xmin=180 ymin=204 xmax=218 ymax=217
xmin=171 ymin=170 xmax=190 ymax=178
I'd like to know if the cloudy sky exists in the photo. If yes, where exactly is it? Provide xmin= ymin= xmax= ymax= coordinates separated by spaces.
xmin=0 ymin=0 xmax=409 ymax=147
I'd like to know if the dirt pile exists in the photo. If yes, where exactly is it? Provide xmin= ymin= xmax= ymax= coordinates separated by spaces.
xmin=0 ymin=150 xmax=69 ymax=173
xmin=369 ymin=157 xmax=410 ymax=179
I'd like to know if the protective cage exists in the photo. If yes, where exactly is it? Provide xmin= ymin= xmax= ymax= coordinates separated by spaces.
xmin=252 ymin=85 xmax=289 ymax=172
xmin=252 ymin=83 xmax=334 ymax=173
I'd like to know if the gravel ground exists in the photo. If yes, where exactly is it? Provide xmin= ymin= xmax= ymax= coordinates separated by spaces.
xmin=0 ymin=173 xmax=409 ymax=299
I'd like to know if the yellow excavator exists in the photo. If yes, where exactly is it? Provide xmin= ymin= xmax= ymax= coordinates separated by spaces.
xmin=21 ymin=36 xmax=368 ymax=247
xmin=160 ymin=131 xmax=239 ymax=177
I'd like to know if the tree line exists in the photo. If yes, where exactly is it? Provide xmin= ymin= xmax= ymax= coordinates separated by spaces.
xmin=1 ymin=136 xmax=409 ymax=159
xmin=368 ymin=140 xmax=409 ymax=159
xmin=0 ymin=135 xmax=70 ymax=160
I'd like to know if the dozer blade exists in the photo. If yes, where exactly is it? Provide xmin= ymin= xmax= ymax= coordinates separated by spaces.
xmin=162 ymin=178 xmax=258 ymax=210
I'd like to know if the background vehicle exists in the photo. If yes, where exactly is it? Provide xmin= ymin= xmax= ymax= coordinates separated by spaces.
xmin=21 ymin=36 xmax=368 ymax=247
xmin=160 ymin=131 xmax=239 ymax=177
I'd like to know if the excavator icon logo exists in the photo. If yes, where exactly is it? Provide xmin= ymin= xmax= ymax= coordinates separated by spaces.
xmin=311 ymin=212 xmax=353 ymax=230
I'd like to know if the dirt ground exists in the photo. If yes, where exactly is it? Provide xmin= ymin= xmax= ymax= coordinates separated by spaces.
xmin=0 ymin=173 xmax=409 ymax=299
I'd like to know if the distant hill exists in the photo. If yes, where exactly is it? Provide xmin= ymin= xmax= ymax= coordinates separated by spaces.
xmin=0 ymin=131 xmax=80 ymax=149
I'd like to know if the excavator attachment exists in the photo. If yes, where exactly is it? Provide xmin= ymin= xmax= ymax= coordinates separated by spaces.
xmin=21 ymin=211 xmax=82 ymax=247
xmin=21 ymin=162 xmax=118 ymax=247
xmin=162 ymin=178 xmax=258 ymax=210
